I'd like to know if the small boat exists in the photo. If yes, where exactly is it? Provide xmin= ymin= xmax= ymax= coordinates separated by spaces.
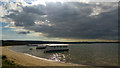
xmin=27 ymin=44 xmax=38 ymax=46
xmin=29 ymin=48 xmax=33 ymax=50
xmin=44 ymin=45 xmax=69 ymax=53
xmin=36 ymin=44 xmax=47 ymax=49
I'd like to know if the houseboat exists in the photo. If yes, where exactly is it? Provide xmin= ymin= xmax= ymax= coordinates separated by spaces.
xmin=44 ymin=45 xmax=69 ymax=53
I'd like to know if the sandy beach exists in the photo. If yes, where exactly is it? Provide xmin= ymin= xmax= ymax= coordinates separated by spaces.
xmin=2 ymin=46 xmax=85 ymax=66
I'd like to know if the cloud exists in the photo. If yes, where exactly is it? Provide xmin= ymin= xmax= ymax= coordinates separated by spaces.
xmin=23 ymin=5 xmax=46 ymax=15
xmin=17 ymin=31 xmax=30 ymax=34
xmin=1 ymin=2 xmax=118 ymax=40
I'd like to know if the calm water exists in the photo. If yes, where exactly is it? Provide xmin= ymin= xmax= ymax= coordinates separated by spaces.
xmin=9 ymin=43 xmax=118 ymax=66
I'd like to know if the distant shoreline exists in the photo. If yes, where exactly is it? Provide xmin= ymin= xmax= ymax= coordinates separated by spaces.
xmin=2 ymin=40 xmax=119 ymax=46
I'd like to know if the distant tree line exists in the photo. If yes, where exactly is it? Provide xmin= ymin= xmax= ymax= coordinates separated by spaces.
xmin=1 ymin=40 xmax=119 ymax=46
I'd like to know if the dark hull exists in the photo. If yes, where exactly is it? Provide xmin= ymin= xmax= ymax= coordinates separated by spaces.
xmin=44 ymin=49 xmax=69 ymax=53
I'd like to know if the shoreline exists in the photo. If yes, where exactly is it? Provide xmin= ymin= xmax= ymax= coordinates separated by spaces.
xmin=7 ymin=46 xmax=72 ymax=64
xmin=23 ymin=53 xmax=79 ymax=65
xmin=8 ymin=46 xmax=79 ymax=65
xmin=2 ymin=46 xmax=85 ymax=66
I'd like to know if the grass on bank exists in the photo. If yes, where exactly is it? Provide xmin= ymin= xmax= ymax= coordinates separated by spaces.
xmin=2 ymin=55 xmax=17 ymax=66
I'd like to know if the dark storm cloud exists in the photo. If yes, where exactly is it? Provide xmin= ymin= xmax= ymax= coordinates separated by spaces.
xmin=17 ymin=31 xmax=30 ymax=34
xmin=23 ymin=5 xmax=46 ymax=15
xmin=5 ymin=13 xmax=36 ymax=26
xmin=4 ymin=2 xmax=118 ymax=40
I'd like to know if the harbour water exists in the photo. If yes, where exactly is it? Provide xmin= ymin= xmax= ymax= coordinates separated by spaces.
xmin=8 ymin=43 xmax=118 ymax=66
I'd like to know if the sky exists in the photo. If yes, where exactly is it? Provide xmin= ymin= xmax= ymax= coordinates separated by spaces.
xmin=0 ymin=0 xmax=119 ymax=42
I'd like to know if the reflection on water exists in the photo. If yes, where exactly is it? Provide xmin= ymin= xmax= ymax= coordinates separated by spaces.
xmin=49 ymin=53 xmax=66 ymax=62
xmin=9 ymin=43 xmax=118 ymax=66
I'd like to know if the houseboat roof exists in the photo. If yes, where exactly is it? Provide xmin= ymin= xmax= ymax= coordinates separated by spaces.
xmin=46 ymin=45 xmax=68 ymax=46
